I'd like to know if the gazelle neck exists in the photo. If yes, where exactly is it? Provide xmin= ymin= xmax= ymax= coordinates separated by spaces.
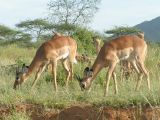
xmin=95 ymin=40 xmax=101 ymax=54
xmin=91 ymin=57 xmax=104 ymax=80
xmin=26 ymin=57 xmax=41 ymax=76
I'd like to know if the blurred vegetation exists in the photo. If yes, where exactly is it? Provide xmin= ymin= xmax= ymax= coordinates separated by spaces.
xmin=3 ymin=111 xmax=31 ymax=120
xmin=105 ymin=26 xmax=142 ymax=38
xmin=0 ymin=0 xmax=103 ymax=53
xmin=48 ymin=0 xmax=101 ymax=25
xmin=72 ymin=26 xmax=99 ymax=54
xmin=0 ymin=24 xmax=31 ymax=42
xmin=0 ymin=22 xmax=104 ymax=56
xmin=16 ymin=19 xmax=54 ymax=41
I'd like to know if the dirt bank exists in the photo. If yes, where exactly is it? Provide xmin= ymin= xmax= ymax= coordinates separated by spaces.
xmin=0 ymin=103 xmax=160 ymax=120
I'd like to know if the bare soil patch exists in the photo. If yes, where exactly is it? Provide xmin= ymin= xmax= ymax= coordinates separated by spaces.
xmin=0 ymin=103 xmax=160 ymax=120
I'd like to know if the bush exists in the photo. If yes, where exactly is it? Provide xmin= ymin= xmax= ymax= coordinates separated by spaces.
xmin=72 ymin=26 xmax=99 ymax=55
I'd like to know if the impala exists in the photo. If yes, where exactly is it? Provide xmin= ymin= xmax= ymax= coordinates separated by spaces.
xmin=77 ymin=35 xmax=150 ymax=96
xmin=137 ymin=32 xmax=144 ymax=39
xmin=93 ymin=36 xmax=132 ymax=81
xmin=92 ymin=36 xmax=101 ymax=54
xmin=14 ymin=33 xmax=77 ymax=91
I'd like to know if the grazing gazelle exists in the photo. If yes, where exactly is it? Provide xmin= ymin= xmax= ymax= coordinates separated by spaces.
xmin=14 ymin=33 xmax=77 ymax=91
xmin=77 ymin=35 xmax=150 ymax=96
xmin=92 ymin=36 xmax=132 ymax=81
xmin=120 ymin=32 xmax=145 ymax=81
xmin=92 ymin=36 xmax=101 ymax=54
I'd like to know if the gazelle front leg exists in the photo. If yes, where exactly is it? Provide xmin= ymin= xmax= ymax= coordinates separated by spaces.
xmin=104 ymin=61 xmax=117 ymax=96
xmin=70 ymin=62 xmax=73 ymax=81
xmin=31 ymin=63 xmax=47 ymax=89
xmin=112 ymin=71 xmax=118 ymax=94
xmin=52 ymin=60 xmax=58 ymax=92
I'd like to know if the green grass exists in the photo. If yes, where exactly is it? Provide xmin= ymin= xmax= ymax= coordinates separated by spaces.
xmin=3 ymin=111 xmax=31 ymax=120
xmin=0 ymin=42 xmax=160 ymax=110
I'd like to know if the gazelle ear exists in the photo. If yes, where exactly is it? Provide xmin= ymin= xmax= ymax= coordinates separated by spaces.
xmin=84 ymin=67 xmax=93 ymax=77
xmin=89 ymin=69 xmax=93 ymax=77
xmin=22 ymin=64 xmax=29 ymax=73
xmin=84 ymin=67 xmax=90 ymax=76
xmin=22 ymin=63 xmax=26 ymax=70
xmin=26 ymin=66 xmax=29 ymax=68
xmin=84 ymin=67 xmax=90 ymax=72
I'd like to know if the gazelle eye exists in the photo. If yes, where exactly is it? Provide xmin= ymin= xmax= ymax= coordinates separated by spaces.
xmin=86 ymin=71 xmax=93 ymax=77
xmin=16 ymin=77 xmax=19 ymax=81
xmin=81 ymin=83 xmax=85 ymax=89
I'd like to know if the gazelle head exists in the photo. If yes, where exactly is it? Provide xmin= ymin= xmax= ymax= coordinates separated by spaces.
xmin=137 ymin=32 xmax=144 ymax=39
xmin=92 ymin=36 xmax=101 ymax=44
xmin=13 ymin=64 xmax=29 ymax=89
xmin=76 ymin=67 xmax=93 ymax=90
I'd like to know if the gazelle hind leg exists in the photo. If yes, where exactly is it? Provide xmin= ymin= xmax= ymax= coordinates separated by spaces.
xmin=62 ymin=59 xmax=71 ymax=87
xmin=120 ymin=61 xmax=124 ymax=82
xmin=51 ymin=60 xmax=58 ymax=92
xmin=31 ymin=63 xmax=47 ymax=89
xmin=130 ymin=60 xmax=140 ymax=74
xmin=135 ymin=73 xmax=143 ymax=91
xmin=130 ymin=60 xmax=143 ymax=91
xmin=137 ymin=61 xmax=150 ymax=90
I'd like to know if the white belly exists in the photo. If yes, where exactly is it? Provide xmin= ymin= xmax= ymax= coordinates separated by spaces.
xmin=119 ymin=54 xmax=130 ymax=60
xmin=57 ymin=51 xmax=69 ymax=60
xmin=118 ymin=47 xmax=133 ymax=61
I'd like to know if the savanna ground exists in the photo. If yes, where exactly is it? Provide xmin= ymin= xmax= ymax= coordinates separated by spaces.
xmin=0 ymin=41 xmax=160 ymax=119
